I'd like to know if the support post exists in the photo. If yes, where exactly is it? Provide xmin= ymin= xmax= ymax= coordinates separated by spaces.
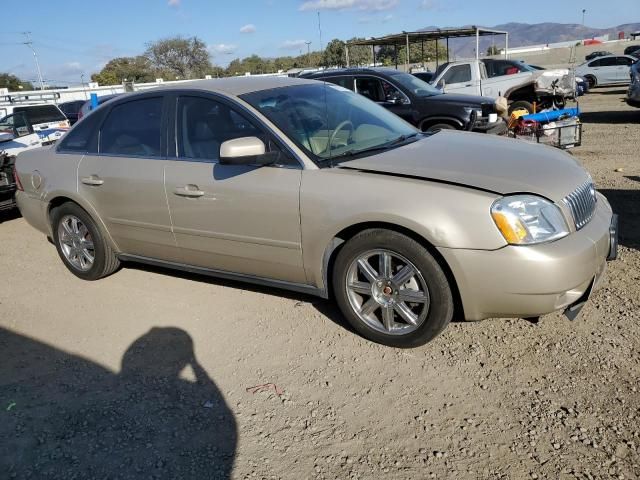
xmin=405 ymin=33 xmax=410 ymax=71
xmin=505 ymin=33 xmax=509 ymax=59
xmin=346 ymin=44 xmax=350 ymax=67
xmin=446 ymin=37 xmax=449 ymax=62
xmin=476 ymin=27 xmax=480 ymax=60
xmin=372 ymin=44 xmax=375 ymax=66
xmin=421 ymin=40 xmax=424 ymax=68
xmin=436 ymin=38 xmax=439 ymax=69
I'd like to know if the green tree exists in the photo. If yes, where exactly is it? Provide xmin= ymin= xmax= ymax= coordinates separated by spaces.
xmin=0 ymin=73 xmax=34 ymax=91
xmin=486 ymin=45 xmax=500 ymax=56
xmin=346 ymin=38 xmax=372 ymax=66
xmin=91 ymin=56 xmax=155 ymax=85
xmin=145 ymin=36 xmax=212 ymax=79
xmin=324 ymin=39 xmax=346 ymax=67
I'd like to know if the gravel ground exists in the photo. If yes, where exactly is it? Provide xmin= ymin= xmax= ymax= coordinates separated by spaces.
xmin=0 ymin=87 xmax=639 ymax=480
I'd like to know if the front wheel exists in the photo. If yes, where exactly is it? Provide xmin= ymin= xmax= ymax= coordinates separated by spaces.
xmin=51 ymin=202 xmax=120 ymax=280
xmin=423 ymin=123 xmax=456 ymax=133
xmin=508 ymin=100 xmax=534 ymax=115
xmin=332 ymin=229 xmax=454 ymax=348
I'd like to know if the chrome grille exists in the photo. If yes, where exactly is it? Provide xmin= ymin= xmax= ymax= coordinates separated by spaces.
xmin=562 ymin=180 xmax=597 ymax=230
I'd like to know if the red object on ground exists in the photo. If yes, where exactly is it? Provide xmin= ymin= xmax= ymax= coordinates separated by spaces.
xmin=584 ymin=39 xmax=603 ymax=46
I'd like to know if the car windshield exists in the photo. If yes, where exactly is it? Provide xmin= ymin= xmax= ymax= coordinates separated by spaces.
xmin=240 ymin=83 xmax=419 ymax=164
xmin=389 ymin=72 xmax=441 ymax=97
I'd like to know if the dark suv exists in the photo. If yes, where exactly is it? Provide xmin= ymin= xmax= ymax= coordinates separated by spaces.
xmin=305 ymin=68 xmax=505 ymax=134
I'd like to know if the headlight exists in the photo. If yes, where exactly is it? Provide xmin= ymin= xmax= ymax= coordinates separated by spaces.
xmin=491 ymin=195 xmax=569 ymax=245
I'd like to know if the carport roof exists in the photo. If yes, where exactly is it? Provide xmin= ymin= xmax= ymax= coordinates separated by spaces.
xmin=346 ymin=27 xmax=508 ymax=47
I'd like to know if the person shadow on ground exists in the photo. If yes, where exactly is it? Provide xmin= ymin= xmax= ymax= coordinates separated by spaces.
xmin=0 ymin=326 xmax=237 ymax=479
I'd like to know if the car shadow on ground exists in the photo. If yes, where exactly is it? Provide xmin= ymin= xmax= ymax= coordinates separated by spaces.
xmin=0 ymin=208 xmax=20 ymax=224
xmin=581 ymin=109 xmax=640 ymax=124
xmin=600 ymin=189 xmax=640 ymax=251
xmin=590 ymin=88 xmax=629 ymax=95
xmin=0 ymin=326 xmax=237 ymax=479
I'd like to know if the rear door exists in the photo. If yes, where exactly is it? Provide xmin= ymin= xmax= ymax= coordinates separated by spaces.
xmin=77 ymin=95 xmax=180 ymax=261
xmin=616 ymin=56 xmax=634 ymax=82
xmin=164 ymin=94 xmax=305 ymax=283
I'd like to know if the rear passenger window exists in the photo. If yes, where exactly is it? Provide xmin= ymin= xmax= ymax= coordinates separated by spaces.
xmin=100 ymin=97 xmax=163 ymax=157
xmin=57 ymin=110 xmax=103 ymax=153
xmin=326 ymin=76 xmax=354 ymax=90
xmin=176 ymin=96 xmax=262 ymax=162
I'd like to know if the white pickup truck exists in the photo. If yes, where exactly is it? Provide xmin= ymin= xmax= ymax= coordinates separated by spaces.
xmin=430 ymin=59 xmax=575 ymax=114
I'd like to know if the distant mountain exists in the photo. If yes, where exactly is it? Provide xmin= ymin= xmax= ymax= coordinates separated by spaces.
xmin=418 ymin=22 xmax=640 ymax=57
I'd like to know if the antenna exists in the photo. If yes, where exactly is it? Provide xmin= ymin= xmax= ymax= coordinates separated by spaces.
xmin=22 ymin=32 xmax=45 ymax=91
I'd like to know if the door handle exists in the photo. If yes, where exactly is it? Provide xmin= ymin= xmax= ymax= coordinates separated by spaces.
xmin=465 ymin=84 xmax=472 ymax=87
xmin=173 ymin=185 xmax=205 ymax=198
xmin=81 ymin=175 xmax=104 ymax=186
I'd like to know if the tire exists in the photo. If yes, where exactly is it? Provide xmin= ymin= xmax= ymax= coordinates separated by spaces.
xmin=51 ymin=202 xmax=120 ymax=280
xmin=423 ymin=123 xmax=456 ymax=133
xmin=332 ymin=229 xmax=454 ymax=348
xmin=584 ymin=75 xmax=597 ymax=89
xmin=508 ymin=100 xmax=534 ymax=115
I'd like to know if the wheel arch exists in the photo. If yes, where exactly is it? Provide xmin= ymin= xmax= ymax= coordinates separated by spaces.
xmin=418 ymin=116 xmax=464 ymax=131
xmin=45 ymin=192 xmax=120 ymax=252
xmin=504 ymin=83 xmax=537 ymax=102
xmin=321 ymin=221 xmax=465 ymax=320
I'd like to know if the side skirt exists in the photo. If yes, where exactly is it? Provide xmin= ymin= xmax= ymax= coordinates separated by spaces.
xmin=117 ymin=254 xmax=328 ymax=299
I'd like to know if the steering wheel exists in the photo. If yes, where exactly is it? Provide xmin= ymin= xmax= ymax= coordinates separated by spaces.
xmin=322 ymin=120 xmax=354 ymax=155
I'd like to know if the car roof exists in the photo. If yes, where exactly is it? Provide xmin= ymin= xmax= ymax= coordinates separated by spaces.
xmin=156 ymin=76 xmax=319 ymax=96
xmin=307 ymin=67 xmax=401 ymax=78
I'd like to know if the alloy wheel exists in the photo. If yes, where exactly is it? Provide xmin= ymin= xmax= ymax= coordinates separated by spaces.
xmin=345 ymin=249 xmax=430 ymax=335
xmin=57 ymin=214 xmax=95 ymax=272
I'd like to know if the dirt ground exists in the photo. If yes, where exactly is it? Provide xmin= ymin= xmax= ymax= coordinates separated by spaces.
xmin=1 ymin=87 xmax=639 ymax=480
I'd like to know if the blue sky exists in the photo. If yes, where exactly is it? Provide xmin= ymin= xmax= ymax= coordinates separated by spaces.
xmin=1 ymin=0 xmax=638 ymax=85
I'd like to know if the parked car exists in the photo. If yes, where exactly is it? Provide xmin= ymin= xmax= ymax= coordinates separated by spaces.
xmin=429 ymin=59 xmax=575 ymax=114
xmin=585 ymin=51 xmax=613 ymax=61
xmin=412 ymin=71 xmax=435 ymax=83
xmin=0 ymin=149 xmax=16 ymax=212
xmin=626 ymin=59 xmax=640 ymax=108
xmin=15 ymin=77 xmax=617 ymax=347
xmin=0 ymin=104 xmax=69 ymax=137
xmin=623 ymin=45 xmax=640 ymax=57
xmin=77 ymin=94 xmax=119 ymax=121
xmin=306 ymin=68 xmax=506 ymax=134
xmin=575 ymin=55 xmax=637 ymax=88
xmin=58 ymin=100 xmax=86 ymax=126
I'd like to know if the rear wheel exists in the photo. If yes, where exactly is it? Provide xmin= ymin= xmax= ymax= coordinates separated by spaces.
xmin=51 ymin=202 xmax=120 ymax=280
xmin=584 ymin=75 xmax=597 ymax=89
xmin=332 ymin=229 xmax=453 ymax=348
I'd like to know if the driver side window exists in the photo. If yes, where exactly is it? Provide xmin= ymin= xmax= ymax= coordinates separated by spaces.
xmin=442 ymin=65 xmax=472 ymax=84
xmin=355 ymin=77 xmax=383 ymax=102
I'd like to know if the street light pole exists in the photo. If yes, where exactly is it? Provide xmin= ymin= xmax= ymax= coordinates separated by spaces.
xmin=22 ymin=32 xmax=45 ymax=91
xmin=582 ymin=9 xmax=586 ymax=27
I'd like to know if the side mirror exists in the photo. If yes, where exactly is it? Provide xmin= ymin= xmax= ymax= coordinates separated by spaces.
xmin=219 ymin=137 xmax=274 ymax=166
xmin=436 ymin=79 xmax=446 ymax=91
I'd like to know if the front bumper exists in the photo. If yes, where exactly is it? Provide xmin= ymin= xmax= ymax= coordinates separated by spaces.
xmin=438 ymin=195 xmax=614 ymax=321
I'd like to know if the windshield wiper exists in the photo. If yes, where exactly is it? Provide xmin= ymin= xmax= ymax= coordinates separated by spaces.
xmin=319 ymin=133 xmax=422 ymax=164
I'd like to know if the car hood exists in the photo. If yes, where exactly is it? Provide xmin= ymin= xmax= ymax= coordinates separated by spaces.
xmin=338 ymin=130 xmax=589 ymax=201
xmin=422 ymin=93 xmax=494 ymax=105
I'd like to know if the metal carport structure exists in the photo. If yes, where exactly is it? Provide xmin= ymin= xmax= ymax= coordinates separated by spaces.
xmin=345 ymin=27 xmax=509 ymax=70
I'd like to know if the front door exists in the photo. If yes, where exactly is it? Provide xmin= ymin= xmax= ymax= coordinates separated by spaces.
xmin=164 ymin=95 xmax=305 ymax=284
xmin=437 ymin=64 xmax=477 ymax=94
xmin=77 ymin=95 xmax=179 ymax=261
xmin=355 ymin=76 xmax=413 ymax=124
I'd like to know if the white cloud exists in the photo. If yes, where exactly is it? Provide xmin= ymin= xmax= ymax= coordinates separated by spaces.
xmin=420 ymin=0 xmax=440 ymax=10
xmin=280 ymin=39 xmax=309 ymax=50
xmin=299 ymin=0 xmax=397 ymax=11
xmin=208 ymin=43 xmax=238 ymax=55
xmin=239 ymin=23 xmax=256 ymax=33
xmin=168 ymin=0 xmax=181 ymax=6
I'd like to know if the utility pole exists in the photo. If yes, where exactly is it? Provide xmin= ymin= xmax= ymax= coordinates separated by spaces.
xmin=317 ymin=12 xmax=323 ymax=53
xmin=305 ymin=41 xmax=312 ymax=66
xmin=582 ymin=9 xmax=586 ymax=27
xmin=22 ymin=32 xmax=45 ymax=91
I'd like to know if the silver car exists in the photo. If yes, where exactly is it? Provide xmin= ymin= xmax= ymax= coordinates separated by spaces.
xmin=575 ymin=55 xmax=637 ymax=88
xmin=15 ymin=77 xmax=617 ymax=347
